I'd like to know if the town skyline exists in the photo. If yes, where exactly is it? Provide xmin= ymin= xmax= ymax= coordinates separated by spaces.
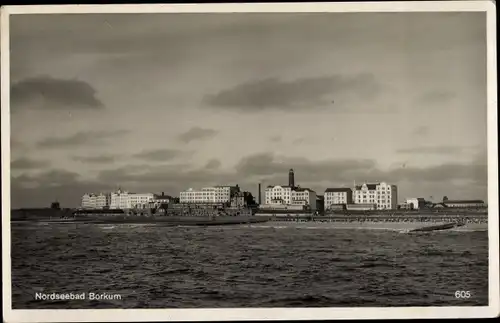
xmin=9 ymin=12 xmax=488 ymax=208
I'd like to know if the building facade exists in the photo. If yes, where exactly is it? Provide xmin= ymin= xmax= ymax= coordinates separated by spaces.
xmin=324 ymin=188 xmax=353 ymax=210
xmin=110 ymin=189 xmax=154 ymax=209
xmin=264 ymin=185 xmax=317 ymax=210
xmin=353 ymin=182 xmax=398 ymax=210
xmin=179 ymin=186 xmax=239 ymax=204
xmin=230 ymin=191 xmax=255 ymax=208
xmin=443 ymin=200 xmax=486 ymax=208
xmin=81 ymin=193 xmax=111 ymax=209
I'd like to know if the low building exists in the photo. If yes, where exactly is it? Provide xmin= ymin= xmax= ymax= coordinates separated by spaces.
xmin=346 ymin=203 xmax=377 ymax=211
xmin=155 ymin=192 xmax=173 ymax=204
xmin=328 ymin=204 xmax=346 ymax=211
xmin=398 ymin=202 xmax=413 ymax=210
xmin=230 ymin=191 xmax=255 ymax=208
xmin=406 ymin=197 xmax=426 ymax=210
xmin=148 ymin=192 xmax=174 ymax=208
xmin=259 ymin=202 xmax=304 ymax=211
xmin=324 ymin=188 xmax=353 ymax=210
xmin=443 ymin=199 xmax=486 ymax=208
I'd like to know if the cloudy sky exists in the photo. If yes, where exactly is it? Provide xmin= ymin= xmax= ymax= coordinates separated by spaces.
xmin=9 ymin=11 xmax=488 ymax=208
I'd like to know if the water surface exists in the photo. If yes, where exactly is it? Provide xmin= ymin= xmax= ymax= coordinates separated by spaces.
xmin=11 ymin=223 xmax=488 ymax=308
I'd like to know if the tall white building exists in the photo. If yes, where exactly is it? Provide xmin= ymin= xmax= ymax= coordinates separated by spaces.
xmin=81 ymin=193 xmax=111 ymax=209
xmin=324 ymin=188 xmax=353 ymax=210
xmin=353 ymin=182 xmax=398 ymax=210
xmin=110 ymin=189 xmax=154 ymax=209
xmin=264 ymin=185 xmax=317 ymax=210
xmin=179 ymin=186 xmax=239 ymax=204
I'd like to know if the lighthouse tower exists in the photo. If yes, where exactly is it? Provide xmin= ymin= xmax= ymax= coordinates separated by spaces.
xmin=288 ymin=169 xmax=295 ymax=188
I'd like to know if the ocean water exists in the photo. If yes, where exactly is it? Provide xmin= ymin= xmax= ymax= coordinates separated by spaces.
xmin=11 ymin=222 xmax=488 ymax=308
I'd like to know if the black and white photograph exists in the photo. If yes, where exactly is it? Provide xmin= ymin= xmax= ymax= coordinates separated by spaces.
xmin=1 ymin=1 xmax=498 ymax=322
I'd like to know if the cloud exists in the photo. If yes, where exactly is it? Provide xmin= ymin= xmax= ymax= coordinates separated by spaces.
xmin=385 ymin=163 xmax=487 ymax=184
xmin=10 ymin=139 xmax=26 ymax=150
xmin=396 ymin=145 xmax=479 ymax=155
xmin=234 ymin=152 xmax=377 ymax=184
xmin=13 ymin=169 xmax=81 ymax=189
xmin=37 ymin=130 xmax=129 ymax=149
xmin=11 ymin=157 xmax=49 ymax=170
xmin=11 ymin=170 xmax=114 ymax=209
xmin=95 ymin=151 xmax=487 ymax=193
xmin=269 ymin=135 xmax=282 ymax=143
xmin=412 ymin=126 xmax=429 ymax=136
xmin=133 ymin=149 xmax=185 ymax=162
xmin=11 ymin=76 xmax=104 ymax=110
xmin=292 ymin=137 xmax=316 ymax=145
xmin=71 ymin=155 xmax=117 ymax=163
xmin=416 ymin=90 xmax=456 ymax=105
xmin=178 ymin=127 xmax=218 ymax=143
xmin=204 ymin=73 xmax=382 ymax=111
xmin=204 ymin=159 xmax=222 ymax=170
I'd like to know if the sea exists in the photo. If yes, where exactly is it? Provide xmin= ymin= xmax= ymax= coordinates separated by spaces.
xmin=10 ymin=222 xmax=489 ymax=308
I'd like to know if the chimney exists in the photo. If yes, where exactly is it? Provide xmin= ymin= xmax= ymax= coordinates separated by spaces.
xmin=289 ymin=169 xmax=295 ymax=188
xmin=258 ymin=183 xmax=262 ymax=204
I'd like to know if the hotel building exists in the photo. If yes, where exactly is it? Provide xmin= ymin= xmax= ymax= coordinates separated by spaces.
xmin=81 ymin=193 xmax=111 ymax=209
xmin=109 ymin=189 xmax=155 ymax=209
xmin=264 ymin=185 xmax=317 ymax=210
xmin=353 ymin=182 xmax=398 ymax=210
xmin=179 ymin=186 xmax=240 ymax=204
xmin=263 ymin=169 xmax=317 ymax=210
xmin=324 ymin=188 xmax=353 ymax=210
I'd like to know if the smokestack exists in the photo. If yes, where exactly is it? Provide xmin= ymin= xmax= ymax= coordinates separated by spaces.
xmin=289 ymin=169 xmax=295 ymax=187
xmin=258 ymin=183 xmax=262 ymax=205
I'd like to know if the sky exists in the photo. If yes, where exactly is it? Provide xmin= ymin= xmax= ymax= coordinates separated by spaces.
xmin=8 ymin=11 xmax=488 ymax=208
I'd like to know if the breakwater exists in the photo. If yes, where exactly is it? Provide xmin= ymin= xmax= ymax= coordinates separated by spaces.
xmin=12 ymin=215 xmax=270 ymax=226
xmin=252 ymin=213 xmax=488 ymax=232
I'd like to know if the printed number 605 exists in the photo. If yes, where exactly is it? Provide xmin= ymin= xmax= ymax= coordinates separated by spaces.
xmin=455 ymin=291 xmax=471 ymax=299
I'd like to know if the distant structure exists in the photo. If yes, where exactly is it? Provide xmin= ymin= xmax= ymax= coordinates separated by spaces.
xmin=50 ymin=201 xmax=60 ymax=209
xmin=81 ymin=192 xmax=111 ymax=209
xmin=324 ymin=188 xmax=353 ymax=210
xmin=352 ymin=182 xmax=398 ymax=210
xmin=442 ymin=199 xmax=485 ymax=208
xmin=262 ymin=169 xmax=317 ymax=210
xmin=406 ymin=197 xmax=426 ymax=210
xmin=258 ymin=183 xmax=262 ymax=205
xmin=230 ymin=191 xmax=255 ymax=208
xmin=154 ymin=192 xmax=172 ymax=204
xmin=288 ymin=169 xmax=295 ymax=188
xmin=148 ymin=192 xmax=173 ymax=208
xmin=179 ymin=185 xmax=240 ymax=204
xmin=316 ymin=195 xmax=325 ymax=214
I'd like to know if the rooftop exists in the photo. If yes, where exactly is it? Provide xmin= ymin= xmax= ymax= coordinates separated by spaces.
xmin=444 ymin=199 xmax=485 ymax=204
xmin=355 ymin=184 xmax=378 ymax=190
xmin=292 ymin=187 xmax=312 ymax=192
xmin=325 ymin=188 xmax=352 ymax=193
